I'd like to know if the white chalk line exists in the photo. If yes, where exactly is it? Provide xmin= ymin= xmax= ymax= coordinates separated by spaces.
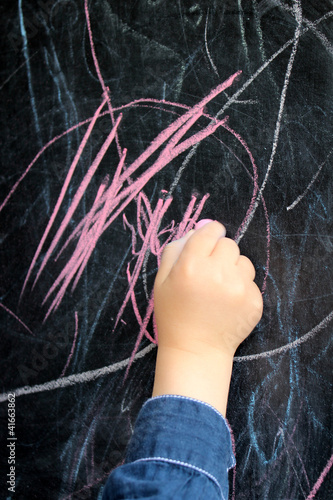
xmin=236 ymin=0 xmax=303 ymax=242
xmin=287 ymin=147 xmax=333 ymax=211
xmin=235 ymin=309 xmax=333 ymax=362
xmin=2 ymin=310 xmax=332 ymax=401
xmin=282 ymin=3 xmax=333 ymax=55
xmin=0 ymin=343 xmax=155 ymax=403
xmin=238 ymin=0 xmax=249 ymax=61
xmin=215 ymin=10 xmax=333 ymax=121
xmin=213 ymin=9 xmax=332 ymax=241
xmin=204 ymin=8 xmax=219 ymax=77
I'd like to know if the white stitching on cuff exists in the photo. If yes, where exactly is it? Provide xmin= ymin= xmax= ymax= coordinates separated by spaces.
xmin=147 ymin=394 xmax=225 ymax=421
xmin=133 ymin=456 xmax=226 ymax=500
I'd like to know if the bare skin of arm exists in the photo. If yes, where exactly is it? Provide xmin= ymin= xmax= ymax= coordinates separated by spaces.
xmin=152 ymin=221 xmax=263 ymax=417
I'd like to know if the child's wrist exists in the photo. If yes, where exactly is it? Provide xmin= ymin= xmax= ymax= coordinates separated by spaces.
xmin=152 ymin=345 xmax=234 ymax=417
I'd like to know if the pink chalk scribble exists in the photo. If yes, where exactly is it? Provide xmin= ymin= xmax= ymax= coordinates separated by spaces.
xmin=0 ymin=0 xmax=271 ymax=375
xmin=20 ymin=70 xmax=241 ymax=321
xmin=2 ymin=73 xmax=270 ymax=370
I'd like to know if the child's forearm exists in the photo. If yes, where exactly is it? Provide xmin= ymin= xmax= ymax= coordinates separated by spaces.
xmin=152 ymin=345 xmax=234 ymax=417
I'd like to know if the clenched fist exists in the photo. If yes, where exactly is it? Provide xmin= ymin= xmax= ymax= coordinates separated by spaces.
xmin=154 ymin=221 xmax=263 ymax=357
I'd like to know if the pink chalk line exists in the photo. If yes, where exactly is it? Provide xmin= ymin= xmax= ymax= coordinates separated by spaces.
xmin=0 ymin=302 xmax=34 ymax=336
xmin=306 ymin=453 xmax=333 ymax=499
xmin=19 ymin=94 xmax=110 ymax=298
xmin=84 ymin=0 xmax=122 ymax=158
xmin=34 ymin=112 xmax=123 ymax=293
xmin=60 ymin=311 xmax=79 ymax=377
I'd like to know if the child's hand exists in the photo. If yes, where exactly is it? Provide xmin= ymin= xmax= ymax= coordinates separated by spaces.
xmin=154 ymin=221 xmax=263 ymax=358
xmin=152 ymin=221 xmax=263 ymax=416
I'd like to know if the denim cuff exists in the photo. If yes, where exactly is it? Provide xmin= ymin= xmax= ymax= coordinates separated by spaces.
xmin=125 ymin=395 xmax=236 ymax=493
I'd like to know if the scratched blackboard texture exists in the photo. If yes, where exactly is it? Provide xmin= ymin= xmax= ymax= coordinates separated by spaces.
xmin=1 ymin=0 xmax=332 ymax=499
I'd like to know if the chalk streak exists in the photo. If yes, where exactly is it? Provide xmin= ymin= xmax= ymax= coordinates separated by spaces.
xmin=306 ymin=453 xmax=333 ymax=500
xmin=2 ymin=309 xmax=331 ymax=401
xmin=0 ymin=51 xmax=38 ymax=91
xmin=18 ymin=0 xmax=43 ymax=148
xmin=84 ymin=0 xmax=122 ymax=158
xmin=114 ymin=197 xmax=171 ymax=332
xmin=38 ymin=76 xmax=237 ymax=313
xmin=0 ymin=116 xmax=95 ymax=214
xmin=60 ymin=311 xmax=79 ymax=377
xmin=204 ymin=9 xmax=219 ymax=76
xmin=0 ymin=302 xmax=34 ymax=336
xmin=20 ymin=95 xmax=108 ymax=297
xmin=238 ymin=0 xmax=249 ymax=61
xmin=34 ymin=113 xmax=122 ymax=290
xmin=2 ymin=12 xmax=331 ymax=216
xmin=303 ymin=18 xmax=333 ymax=55
xmin=235 ymin=310 xmax=333 ymax=362
xmin=287 ymin=147 xmax=333 ymax=211
xmin=236 ymin=0 xmax=303 ymax=242
xmin=215 ymin=11 xmax=333 ymax=121
xmin=70 ymin=176 xmax=114 ymax=291
xmin=42 ymin=182 xmax=109 ymax=316
xmin=0 ymin=343 xmax=156 ymax=403
xmin=282 ymin=3 xmax=333 ymax=55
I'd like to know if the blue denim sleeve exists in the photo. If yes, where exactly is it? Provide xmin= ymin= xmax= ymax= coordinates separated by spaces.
xmin=102 ymin=395 xmax=236 ymax=500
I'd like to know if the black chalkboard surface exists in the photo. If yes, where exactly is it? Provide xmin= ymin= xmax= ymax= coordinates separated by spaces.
xmin=1 ymin=1 xmax=332 ymax=498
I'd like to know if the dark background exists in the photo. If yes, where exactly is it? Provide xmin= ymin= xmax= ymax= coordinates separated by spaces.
xmin=1 ymin=1 xmax=332 ymax=498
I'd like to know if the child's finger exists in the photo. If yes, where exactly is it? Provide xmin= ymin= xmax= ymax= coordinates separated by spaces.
xmin=248 ymin=281 xmax=264 ymax=320
xmin=181 ymin=221 xmax=226 ymax=258
xmin=195 ymin=218 xmax=213 ymax=230
xmin=156 ymin=230 xmax=195 ymax=283
xmin=212 ymin=236 xmax=240 ymax=264
xmin=237 ymin=255 xmax=256 ymax=281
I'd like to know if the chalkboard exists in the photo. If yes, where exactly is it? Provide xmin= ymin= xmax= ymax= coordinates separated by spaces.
xmin=1 ymin=1 xmax=332 ymax=499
